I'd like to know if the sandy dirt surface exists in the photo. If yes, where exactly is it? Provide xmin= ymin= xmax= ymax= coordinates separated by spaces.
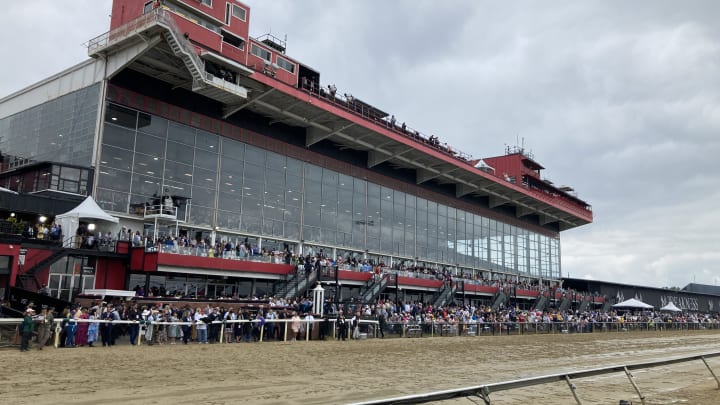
xmin=1 ymin=331 xmax=719 ymax=404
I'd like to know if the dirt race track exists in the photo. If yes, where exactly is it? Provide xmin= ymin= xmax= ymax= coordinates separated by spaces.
xmin=1 ymin=331 xmax=719 ymax=404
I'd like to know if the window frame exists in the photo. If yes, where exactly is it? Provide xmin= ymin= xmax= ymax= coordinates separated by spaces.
xmin=250 ymin=43 xmax=272 ymax=62
xmin=276 ymin=55 xmax=296 ymax=74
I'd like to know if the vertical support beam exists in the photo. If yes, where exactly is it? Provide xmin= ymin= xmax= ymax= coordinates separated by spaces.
xmin=623 ymin=367 xmax=646 ymax=405
xmin=565 ymin=375 xmax=583 ymax=405
xmin=477 ymin=387 xmax=492 ymax=405
xmin=701 ymin=356 xmax=720 ymax=389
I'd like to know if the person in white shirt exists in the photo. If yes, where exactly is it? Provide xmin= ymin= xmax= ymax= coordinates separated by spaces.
xmin=195 ymin=308 xmax=207 ymax=343
xmin=304 ymin=313 xmax=315 ymax=340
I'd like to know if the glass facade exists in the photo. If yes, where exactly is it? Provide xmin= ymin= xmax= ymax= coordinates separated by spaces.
xmin=0 ymin=84 xmax=100 ymax=170
xmin=96 ymin=102 xmax=561 ymax=279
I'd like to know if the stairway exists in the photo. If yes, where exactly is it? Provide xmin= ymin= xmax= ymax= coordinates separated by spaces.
xmin=277 ymin=269 xmax=317 ymax=299
xmin=432 ymin=284 xmax=456 ymax=308
xmin=491 ymin=292 xmax=508 ymax=311
xmin=578 ymin=297 xmax=591 ymax=313
xmin=558 ymin=296 xmax=571 ymax=312
xmin=17 ymin=273 xmax=41 ymax=292
xmin=22 ymin=248 xmax=69 ymax=277
xmin=602 ymin=298 xmax=613 ymax=313
xmin=163 ymin=31 xmax=204 ymax=85
xmin=358 ymin=274 xmax=389 ymax=303
xmin=533 ymin=294 xmax=548 ymax=312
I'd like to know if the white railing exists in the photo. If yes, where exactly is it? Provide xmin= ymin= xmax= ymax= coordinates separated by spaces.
xmin=349 ymin=352 xmax=720 ymax=405
xmin=87 ymin=8 xmax=205 ymax=76
xmin=143 ymin=203 xmax=177 ymax=219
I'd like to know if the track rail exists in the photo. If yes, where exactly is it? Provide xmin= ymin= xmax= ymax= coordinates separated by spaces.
xmin=348 ymin=352 xmax=720 ymax=405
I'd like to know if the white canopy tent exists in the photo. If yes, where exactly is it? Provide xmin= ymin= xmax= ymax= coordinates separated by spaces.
xmin=612 ymin=298 xmax=654 ymax=309
xmin=55 ymin=196 xmax=119 ymax=247
xmin=660 ymin=302 xmax=682 ymax=312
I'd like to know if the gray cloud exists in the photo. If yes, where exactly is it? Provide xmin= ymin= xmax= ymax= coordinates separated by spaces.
xmin=2 ymin=0 xmax=718 ymax=287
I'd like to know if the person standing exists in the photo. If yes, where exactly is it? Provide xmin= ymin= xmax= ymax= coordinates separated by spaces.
xmin=127 ymin=303 xmax=140 ymax=345
xmin=36 ymin=306 xmax=55 ymax=349
xmin=290 ymin=312 xmax=301 ymax=341
xmin=336 ymin=312 xmax=347 ymax=341
xmin=75 ymin=308 xmax=89 ymax=347
xmin=65 ymin=308 xmax=78 ymax=348
xmin=304 ymin=312 xmax=315 ymax=340
xmin=20 ymin=308 xmax=36 ymax=352
xmin=87 ymin=308 xmax=99 ymax=347
xmin=377 ymin=313 xmax=386 ymax=339
xmin=195 ymin=307 xmax=208 ymax=344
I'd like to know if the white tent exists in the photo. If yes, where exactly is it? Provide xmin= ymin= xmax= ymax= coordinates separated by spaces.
xmin=612 ymin=298 xmax=654 ymax=309
xmin=660 ymin=302 xmax=682 ymax=312
xmin=55 ymin=196 xmax=119 ymax=247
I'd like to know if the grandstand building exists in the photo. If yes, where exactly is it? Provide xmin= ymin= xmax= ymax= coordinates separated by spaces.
xmin=1 ymin=0 xmax=595 ymax=307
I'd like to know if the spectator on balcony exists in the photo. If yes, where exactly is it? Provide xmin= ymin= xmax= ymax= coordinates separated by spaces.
xmin=132 ymin=231 xmax=142 ymax=247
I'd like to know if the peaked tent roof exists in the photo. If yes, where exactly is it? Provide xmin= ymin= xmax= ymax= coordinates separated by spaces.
xmin=55 ymin=196 xmax=119 ymax=223
xmin=660 ymin=302 xmax=682 ymax=312
xmin=612 ymin=298 xmax=654 ymax=309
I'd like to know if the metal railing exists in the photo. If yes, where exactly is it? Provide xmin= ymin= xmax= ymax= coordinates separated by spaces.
xmin=87 ymin=8 xmax=205 ymax=77
xmin=379 ymin=320 xmax=720 ymax=338
xmin=348 ymin=352 xmax=720 ymax=405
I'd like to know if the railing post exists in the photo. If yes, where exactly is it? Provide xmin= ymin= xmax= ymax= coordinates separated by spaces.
xmin=475 ymin=386 xmax=492 ymax=405
xmin=623 ymin=366 xmax=646 ymax=405
xmin=564 ymin=375 xmax=583 ymax=405
xmin=701 ymin=356 xmax=720 ymax=389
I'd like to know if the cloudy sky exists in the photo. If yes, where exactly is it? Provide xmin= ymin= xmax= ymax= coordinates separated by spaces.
xmin=1 ymin=1 xmax=718 ymax=288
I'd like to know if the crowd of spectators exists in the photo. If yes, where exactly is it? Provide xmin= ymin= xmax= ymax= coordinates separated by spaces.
xmin=17 ymin=294 xmax=720 ymax=351
xmin=298 ymin=79 xmax=472 ymax=164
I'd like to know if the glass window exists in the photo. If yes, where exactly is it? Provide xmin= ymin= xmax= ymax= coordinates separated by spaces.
xmin=322 ymin=168 xmax=338 ymax=187
xmin=103 ymin=124 xmax=136 ymax=150
xmin=189 ymin=206 xmax=213 ymax=227
xmin=191 ymin=186 xmax=215 ymax=207
xmin=131 ymin=173 xmax=162 ymax=196
xmin=134 ymin=133 xmax=165 ymax=158
xmin=193 ymin=167 xmax=217 ymax=189
xmin=221 ymin=138 xmax=244 ymax=158
xmin=133 ymin=152 xmax=163 ymax=177
xmin=266 ymin=151 xmax=285 ymax=169
xmin=304 ymin=164 xmax=322 ymax=182
xmin=218 ymin=191 xmax=242 ymax=212
xmin=285 ymin=157 xmax=302 ymax=174
xmin=97 ymin=167 xmax=131 ymax=192
xmin=250 ymin=43 xmax=271 ymax=61
xmin=243 ymin=163 xmax=265 ymax=183
xmin=168 ymin=122 xmax=195 ymax=145
xmin=244 ymin=144 xmax=266 ymax=166
xmin=194 ymin=148 xmax=218 ymax=171
xmin=96 ymin=187 xmax=129 ymax=213
xmin=105 ymin=104 xmax=137 ymax=129
xmin=137 ymin=113 xmax=167 ymax=137
xmin=196 ymin=130 xmax=218 ymax=152
xmin=165 ymin=141 xmax=193 ymax=163
xmin=100 ymin=145 xmax=132 ymax=171
xmin=216 ymin=210 xmax=241 ymax=230
xmin=276 ymin=56 xmax=295 ymax=74
xmin=231 ymin=4 xmax=246 ymax=20
xmin=164 ymin=160 xmax=193 ymax=183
